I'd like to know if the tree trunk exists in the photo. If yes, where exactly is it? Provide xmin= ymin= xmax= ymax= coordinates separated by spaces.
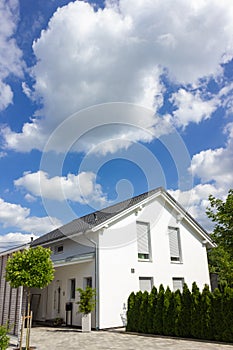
xmin=26 ymin=288 xmax=31 ymax=350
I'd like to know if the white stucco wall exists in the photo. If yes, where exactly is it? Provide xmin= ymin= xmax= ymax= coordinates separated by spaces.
xmin=97 ymin=197 xmax=211 ymax=329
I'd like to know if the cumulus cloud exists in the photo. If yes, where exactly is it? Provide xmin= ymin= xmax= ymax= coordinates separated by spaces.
xmin=190 ymin=122 xmax=233 ymax=189
xmin=0 ymin=197 xmax=61 ymax=234
xmin=0 ymin=232 xmax=39 ymax=252
xmin=3 ymin=0 xmax=233 ymax=153
xmin=0 ymin=0 xmax=24 ymax=111
xmin=14 ymin=170 xmax=107 ymax=205
xmin=170 ymin=89 xmax=218 ymax=128
xmin=169 ymin=122 xmax=233 ymax=231
xmin=169 ymin=184 xmax=226 ymax=232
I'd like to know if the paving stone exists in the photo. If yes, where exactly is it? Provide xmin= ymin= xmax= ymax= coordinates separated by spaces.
xmin=8 ymin=327 xmax=233 ymax=350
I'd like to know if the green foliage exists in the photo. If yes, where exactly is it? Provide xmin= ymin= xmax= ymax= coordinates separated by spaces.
xmin=126 ymin=292 xmax=136 ymax=332
xmin=179 ymin=283 xmax=191 ymax=337
xmin=200 ymin=285 xmax=213 ymax=339
xmin=221 ymin=286 xmax=233 ymax=342
xmin=173 ymin=290 xmax=182 ymax=336
xmin=153 ymin=285 xmax=164 ymax=334
xmin=147 ymin=286 xmax=157 ymax=334
xmin=5 ymin=246 xmax=54 ymax=350
xmin=163 ymin=287 xmax=173 ymax=335
xmin=211 ymin=288 xmax=224 ymax=341
xmin=126 ymin=283 xmax=233 ymax=342
xmin=76 ymin=286 xmax=96 ymax=315
xmin=0 ymin=325 xmax=10 ymax=350
xmin=206 ymin=189 xmax=233 ymax=257
xmin=208 ymin=246 xmax=233 ymax=287
xmin=138 ymin=291 xmax=149 ymax=333
xmin=206 ymin=190 xmax=233 ymax=287
xmin=5 ymin=246 xmax=54 ymax=289
xmin=190 ymin=282 xmax=201 ymax=338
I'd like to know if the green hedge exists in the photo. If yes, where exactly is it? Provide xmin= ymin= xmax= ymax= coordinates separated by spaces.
xmin=126 ymin=283 xmax=233 ymax=342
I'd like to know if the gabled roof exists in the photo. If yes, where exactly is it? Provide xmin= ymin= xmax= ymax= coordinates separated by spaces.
xmin=31 ymin=187 xmax=214 ymax=248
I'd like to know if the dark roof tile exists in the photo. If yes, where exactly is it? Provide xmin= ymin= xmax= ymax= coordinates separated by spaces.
xmin=31 ymin=187 xmax=162 ymax=246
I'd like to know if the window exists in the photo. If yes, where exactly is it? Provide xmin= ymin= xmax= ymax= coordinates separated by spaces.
xmin=168 ymin=227 xmax=182 ymax=262
xmin=139 ymin=277 xmax=153 ymax=292
xmin=54 ymin=245 xmax=63 ymax=254
xmin=83 ymin=277 xmax=92 ymax=289
xmin=69 ymin=278 xmax=76 ymax=299
xmin=173 ymin=278 xmax=184 ymax=292
xmin=137 ymin=221 xmax=151 ymax=260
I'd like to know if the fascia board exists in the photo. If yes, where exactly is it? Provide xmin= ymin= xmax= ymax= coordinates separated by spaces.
xmin=162 ymin=191 xmax=215 ymax=248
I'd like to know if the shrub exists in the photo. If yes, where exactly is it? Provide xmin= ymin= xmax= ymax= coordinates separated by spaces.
xmin=0 ymin=325 xmax=10 ymax=350
xmin=76 ymin=287 xmax=96 ymax=314
xmin=179 ymin=283 xmax=192 ymax=337
xmin=191 ymin=282 xmax=201 ymax=338
xmin=153 ymin=285 xmax=164 ymax=335
xmin=126 ymin=283 xmax=233 ymax=342
xmin=126 ymin=292 xmax=136 ymax=331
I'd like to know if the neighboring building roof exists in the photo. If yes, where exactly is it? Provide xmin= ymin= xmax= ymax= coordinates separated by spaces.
xmin=31 ymin=187 xmax=214 ymax=248
xmin=0 ymin=242 xmax=30 ymax=257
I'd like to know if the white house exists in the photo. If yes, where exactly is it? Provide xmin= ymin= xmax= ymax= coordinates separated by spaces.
xmin=28 ymin=187 xmax=214 ymax=330
xmin=0 ymin=187 xmax=214 ymax=332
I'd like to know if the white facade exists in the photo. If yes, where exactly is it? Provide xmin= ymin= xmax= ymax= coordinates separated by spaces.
xmin=30 ymin=189 xmax=214 ymax=330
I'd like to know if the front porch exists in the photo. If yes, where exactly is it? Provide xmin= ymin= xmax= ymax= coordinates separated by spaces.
xmin=30 ymin=253 xmax=96 ymax=329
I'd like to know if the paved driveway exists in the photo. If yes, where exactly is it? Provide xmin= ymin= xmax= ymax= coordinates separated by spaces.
xmin=9 ymin=327 xmax=233 ymax=350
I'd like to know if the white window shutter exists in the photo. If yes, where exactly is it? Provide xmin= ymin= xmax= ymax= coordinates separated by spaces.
xmin=139 ymin=277 xmax=152 ymax=292
xmin=137 ymin=222 xmax=149 ymax=254
xmin=173 ymin=278 xmax=184 ymax=292
xmin=169 ymin=227 xmax=180 ymax=260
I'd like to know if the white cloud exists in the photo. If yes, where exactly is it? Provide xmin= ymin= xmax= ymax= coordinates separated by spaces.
xmin=0 ymin=0 xmax=24 ymax=111
xmin=0 ymin=232 xmax=39 ymax=252
xmin=14 ymin=170 xmax=107 ymax=205
xmin=170 ymin=89 xmax=218 ymax=128
xmin=3 ymin=0 xmax=233 ymax=152
xmin=24 ymin=193 xmax=37 ymax=203
xmin=169 ymin=184 xmax=226 ymax=232
xmin=0 ymin=197 xmax=61 ymax=234
xmin=0 ymin=151 xmax=7 ymax=158
xmin=190 ymin=122 xmax=233 ymax=188
xmin=0 ymin=80 xmax=13 ymax=111
xmin=169 ymin=122 xmax=233 ymax=231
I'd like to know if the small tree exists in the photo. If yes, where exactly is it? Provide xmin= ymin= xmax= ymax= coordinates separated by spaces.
xmin=5 ymin=246 xmax=54 ymax=350
xmin=76 ymin=286 xmax=96 ymax=314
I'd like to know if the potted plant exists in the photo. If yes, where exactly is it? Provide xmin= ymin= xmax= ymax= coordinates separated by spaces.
xmin=76 ymin=287 xmax=96 ymax=332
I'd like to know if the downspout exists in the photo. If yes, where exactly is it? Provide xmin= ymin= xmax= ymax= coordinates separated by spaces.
xmin=83 ymin=231 xmax=99 ymax=330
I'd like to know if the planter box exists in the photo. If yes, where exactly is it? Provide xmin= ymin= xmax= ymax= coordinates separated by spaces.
xmin=81 ymin=313 xmax=91 ymax=332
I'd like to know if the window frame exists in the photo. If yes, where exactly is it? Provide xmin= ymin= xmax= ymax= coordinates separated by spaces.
xmin=136 ymin=221 xmax=152 ymax=261
xmin=139 ymin=277 xmax=153 ymax=292
xmin=172 ymin=277 xmax=185 ymax=292
xmin=69 ymin=278 xmax=76 ymax=300
xmin=168 ymin=226 xmax=182 ymax=263
xmin=83 ymin=277 xmax=92 ymax=289
xmin=54 ymin=244 xmax=64 ymax=255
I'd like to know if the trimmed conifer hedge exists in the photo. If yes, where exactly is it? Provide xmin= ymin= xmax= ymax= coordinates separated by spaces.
xmin=126 ymin=283 xmax=233 ymax=342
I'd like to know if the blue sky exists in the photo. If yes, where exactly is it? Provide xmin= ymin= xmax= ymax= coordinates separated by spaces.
xmin=0 ymin=0 xmax=233 ymax=251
